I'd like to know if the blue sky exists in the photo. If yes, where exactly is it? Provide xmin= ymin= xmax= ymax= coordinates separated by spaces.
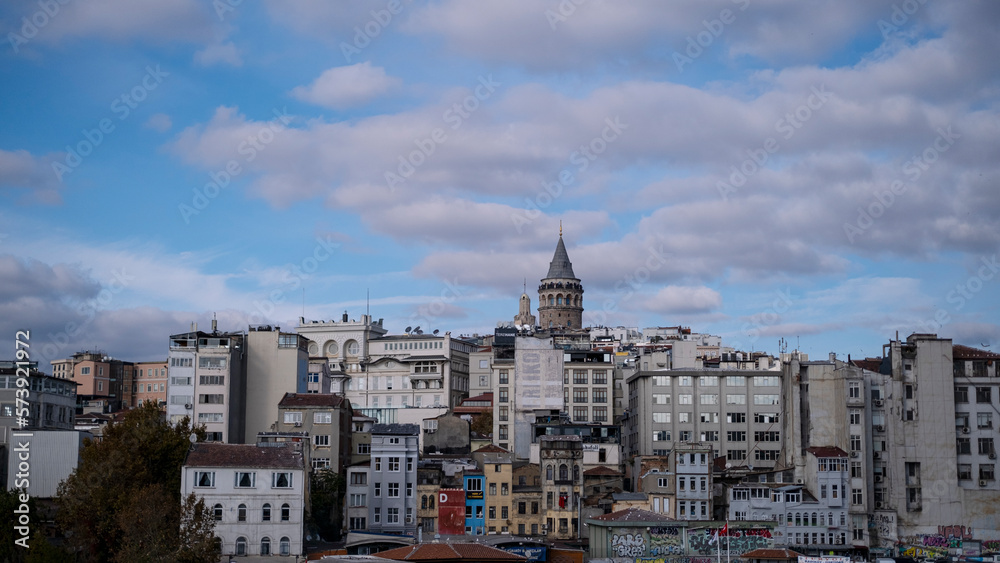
xmin=1 ymin=0 xmax=999 ymax=363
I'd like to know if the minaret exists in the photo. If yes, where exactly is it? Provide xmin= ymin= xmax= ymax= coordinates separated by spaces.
xmin=537 ymin=224 xmax=583 ymax=330
xmin=514 ymin=278 xmax=537 ymax=328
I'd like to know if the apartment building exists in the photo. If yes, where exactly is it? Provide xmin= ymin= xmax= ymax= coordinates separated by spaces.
xmin=166 ymin=329 xmax=246 ymax=442
xmin=182 ymin=441 xmax=307 ymax=557
xmin=0 ymin=361 xmax=76 ymax=445
xmin=539 ymin=435 xmax=583 ymax=540
xmin=511 ymin=462 xmax=543 ymax=537
xmin=244 ymin=325 xmax=309 ymax=442
xmin=368 ymin=423 xmax=419 ymax=536
xmin=129 ymin=360 xmax=167 ymax=408
xmin=673 ymin=442 xmax=713 ymax=521
xmin=51 ymin=350 xmax=131 ymax=412
xmin=474 ymin=444 xmax=514 ymax=535
xmin=275 ymin=393 xmax=353 ymax=474
xmin=626 ymin=369 xmax=784 ymax=468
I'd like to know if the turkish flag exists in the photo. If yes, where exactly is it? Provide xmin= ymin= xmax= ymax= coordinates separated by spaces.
xmin=721 ymin=523 xmax=728 ymax=536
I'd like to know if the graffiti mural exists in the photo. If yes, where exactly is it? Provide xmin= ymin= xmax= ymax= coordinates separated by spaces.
xmin=869 ymin=512 xmax=897 ymax=546
xmin=939 ymin=525 xmax=973 ymax=540
xmin=983 ymin=540 xmax=1000 ymax=553
xmin=639 ymin=558 xmax=713 ymax=563
xmin=612 ymin=532 xmax=646 ymax=558
xmin=649 ymin=526 xmax=684 ymax=556
xmin=687 ymin=527 xmax=773 ymax=556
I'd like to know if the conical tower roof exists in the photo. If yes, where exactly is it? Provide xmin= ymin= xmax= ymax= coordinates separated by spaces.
xmin=545 ymin=235 xmax=577 ymax=279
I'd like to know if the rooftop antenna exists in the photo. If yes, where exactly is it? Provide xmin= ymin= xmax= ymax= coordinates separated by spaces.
xmin=523 ymin=278 xmax=526 ymax=294
xmin=559 ymin=220 xmax=562 ymax=238
xmin=366 ymin=288 xmax=370 ymax=318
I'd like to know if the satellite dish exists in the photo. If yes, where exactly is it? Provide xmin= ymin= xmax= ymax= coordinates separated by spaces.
xmin=189 ymin=433 xmax=197 ymax=444
xmin=433 ymin=329 xmax=439 ymax=335
xmin=414 ymin=326 xmax=420 ymax=332
xmin=405 ymin=326 xmax=412 ymax=333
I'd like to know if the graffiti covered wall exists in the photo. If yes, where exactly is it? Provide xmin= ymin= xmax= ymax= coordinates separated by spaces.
xmin=687 ymin=527 xmax=774 ymax=556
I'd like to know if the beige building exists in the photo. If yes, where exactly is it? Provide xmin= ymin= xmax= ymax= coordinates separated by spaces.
xmin=129 ymin=360 xmax=167 ymax=408
xmin=51 ymin=350 xmax=132 ymax=412
xmin=244 ymin=325 xmax=309 ymax=442
xmin=539 ymin=435 xmax=583 ymax=540
xmin=474 ymin=444 xmax=514 ymax=535
xmin=511 ymin=462 xmax=543 ymax=537
xmin=275 ymin=393 xmax=353 ymax=475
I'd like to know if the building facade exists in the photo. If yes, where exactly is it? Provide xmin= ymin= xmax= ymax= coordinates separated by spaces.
xmin=368 ymin=423 xmax=419 ymax=536
xmin=537 ymin=233 xmax=583 ymax=331
xmin=182 ymin=441 xmax=307 ymax=557
xmin=245 ymin=326 xmax=309 ymax=442
xmin=166 ymin=330 xmax=246 ymax=442
xmin=129 ymin=360 xmax=167 ymax=408
xmin=275 ymin=393 xmax=353 ymax=475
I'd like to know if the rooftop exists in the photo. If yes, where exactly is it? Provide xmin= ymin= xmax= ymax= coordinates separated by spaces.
xmin=953 ymin=344 xmax=1000 ymax=360
xmin=372 ymin=423 xmax=419 ymax=436
xmin=543 ymin=235 xmax=578 ymax=280
xmin=376 ymin=543 xmax=526 ymax=562
xmin=278 ymin=393 xmax=347 ymax=408
xmin=590 ymin=507 xmax=676 ymax=523
xmin=741 ymin=548 xmax=805 ymax=560
xmin=184 ymin=442 xmax=304 ymax=469
xmin=806 ymin=446 xmax=849 ymax=458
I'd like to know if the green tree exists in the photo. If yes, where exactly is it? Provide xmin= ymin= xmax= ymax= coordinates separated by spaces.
xmin=309 ymin=468 xmax=345 ymax=541
xmin=55 ymin=401 xmax=217 ymax=563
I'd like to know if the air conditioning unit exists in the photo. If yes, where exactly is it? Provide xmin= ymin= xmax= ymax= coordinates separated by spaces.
xmin=540 ymin=530 xmax=547 ymax=536
xmin=850 ymin=451 xmax=859 ymax=458
xmin=294 ymin=422 xmax=302 ymax=427
xmin=874 ymin=476 xmax=883 ymax=483
xmin=875 ymin=425 xmax=885 ymax=432
xmin=980 ymin=480 xmax=988 ymax=487
xmin=990 ymin=453 xmax=997 ymax=460
xmin=184 ymin=403 xmax=193 ymax=410
xmin=875 ymin=501 xmax=884 ymax=509
xmin=874 ymin=399 xmax=884 ymax=407
xmin=962 ymin=427 xmax=971 ymax=434
xmin=873 ymin=452 xmax=881 ymax=459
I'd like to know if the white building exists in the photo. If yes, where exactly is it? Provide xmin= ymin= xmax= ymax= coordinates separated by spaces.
xmin=182 ymin=441 xmax=307 ymax=557
xmin=166 ymin=329 xmax=246 ymax=442
xmin=368 ymin=423 xmax=419 ymax=536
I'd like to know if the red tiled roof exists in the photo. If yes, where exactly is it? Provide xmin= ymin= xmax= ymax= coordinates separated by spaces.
xmin=184 ymin=442 xmax=304 ymax=469
xmin=376 ymin=543 xmax=527 ymax=561
xmin=953 ymin=344 xmax=1000 ymax=360
xmin=462 ymin=392 xmax=494 ymax=403
xmin=583 ymin=466 xmax=622 ymax=476
xmin=591 ymin=507 xmax=675 ymax=523
xmin=741 ymin=548 xmax=805 ymax=559
xmin=278 ymin=393 xmax=347 ymax=408
xmin=850 ymin=358 xmax=882 ymax=372
xmin=474 ymin=444 xmax=510 ymax=453
xmin=806 ymin=446 xmax=848 ymax=458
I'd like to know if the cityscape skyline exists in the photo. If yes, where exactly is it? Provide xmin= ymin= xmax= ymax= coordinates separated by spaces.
xmin=1 ymin=1 xmax=999 ymax=363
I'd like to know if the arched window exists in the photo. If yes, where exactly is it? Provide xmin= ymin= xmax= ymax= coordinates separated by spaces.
xmin=787 ymin=512 xmax=793 ymax=525
xmin=573 ymin=465 xmax=580 ymax=482
xmin=557 ymin=295 xmax=563 ymax=305
xmin=235 ymin=537 xmax=247 ymax=556
xmin=213 ymin=537 xmax=222 ymax=553
xmin=261 ymin=537 xmax=271 ymax=556
xmin=819 ymin=513 xmax=825 ymax=526
xmin=280 ymin=537 xmax=290 ymax=556
xmin=281 ymin=503 xmax=290 ymax=522
xmin=548 ymin=296 xmax=554 ymax=306
xmin=213 ymin=503 xmax=223 ymax=521
xmin=262 ymin=503 xmax=271 ymax=521
xmin=429 ymin=495 xmax=435 ymax=509
xmin=811 ymin=512 xmax=818 ymax=526
xmin=795 ymin=513 xmax=801 ymax=526
xmin=546 ymin=465 xmax=553 ymax=481
xmin=559 ymin=464 xmax=568 ymax=480
xmin=237 ymin=503 xmax=247 ymax=522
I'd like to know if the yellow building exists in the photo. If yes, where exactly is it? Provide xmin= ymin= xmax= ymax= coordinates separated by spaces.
xmin=474 ymin=444 xmax=514 ymax=534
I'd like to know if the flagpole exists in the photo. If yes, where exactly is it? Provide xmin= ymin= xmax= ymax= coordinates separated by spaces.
xmin=717 ymin=528 xmax=722 ymax=563
xmin=726 ymin=520 xmax=730 ymax=563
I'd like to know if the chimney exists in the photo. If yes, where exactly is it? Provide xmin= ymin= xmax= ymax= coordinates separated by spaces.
xmin=342 ymin=311 xmax=349 ymax=322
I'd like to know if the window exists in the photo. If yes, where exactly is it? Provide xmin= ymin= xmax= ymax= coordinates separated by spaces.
xmin=283 ymin=412 xmax=303 ymax=424
xmin=753 ymin=376 xmax=779 ymax=386
xmin=314 ymin=411 xmax=332 ymax=424
xmin=499 ymin=389 xmax=508 ymax=403
xmin=852 ymin=489 xmax=863 ymax=505
xmin=388 ymin=483 xmax=400 ymax=497
xmin=238 ymin=503 xmax=247 ymax=522
xmin=198 ymin=356 xmax=227 ymax=369
xmin=573 ymin=370 xmax=588 ymax=384
xmin=851 ymin=461 xmax=862 ymax=478
xmin=235 ymin=537 xmax=247 ymax=556
xmin=280 ymin=537 xmax=290 ymax=557
xmin=754 ymin=449 xmax=780 ymax=461
xmin=357 ymin=443 xmax=370 ymax=455
xmin=850 ymin=409 xmax=862 ymax=425
xmin=593 ymin=370 xmax=607 ymax=384
xmin=198 ymin=394 xmax=224 ymax=404
xmin=195 ymin=471 xmax=215 ymax=487
xmin=653 ymin=376 xmax=670 ymax=386
xmin=262 ymin=503 xmax=271 ymax=521
xmin=573 ymin=389 xmax=588 ymax=403
xmin=978 ymin=438 xmax=995 ymax=455
xmin=652 ymin=394 xmax=671 ymax=404
xmin=199 ymin=375 xmax=224 ymax=385
xmin=848 ymin=381 xmax=860 ymax=398
xmin=700 ymin=376 xmax=719 ymax=386
xmin=235 ymin=472 xmax=256 ymax=488
xmin=755 ymin=413 xmax=779 ymax=423
xmin=702 ymin=431 xmax=718 ymax=441
xmin=727 ymin=412 xmax=746 ymax=423
xmin=977 ymin=387 xmax=992 ymax=403
xmin=349 ymin=517 xmax=366 ymax=530
xmin=652 ymin=430 xmax=670 ymax=441
xmin=281 ymin=503 xmax=290 ymax=521
xmin=754 ymin=394 xmax=779 ymax=405
xmin=727 ymin=376 xmax=746 ymax=386
xmin=272 ymin=472 xmax=292 ymax=488
xmin=593 ymin=389 xmax=607 ymax=403
xmin=213 ymin=503 xmax=222 ymax=521
xmin=593 ymin=406 xmax=608 ymax=422
xmin=389 ymin=457 xmax=401 ymax=471
xmin=850 ymin=435 xmax=862 ymax=451
xmin=700 ymin=394 xmax=718 ymax=405
xmin=728 ymin=449 xmax=746 ymax=460
xmin=727 ymin=431 xmax=746 ymax=441
xmin=573 ymin=406 xmax=588 ymax=421
xmin=679 ymin=376 xmax=692 ymax=386
xmin=350 ymin=494 xmax=366 ymax=507
xmin=957 ymin=437 xmax=972 ymax=455
xmin=726 ymin=394 xmax=746 ymax=404
xmin=498 ymin=369 xmax=509 ymax=384
xmin=653 ymin=412 xmax=671 ymax=423
xmin=171 ymin=376 xmax=192 ymax=386
xmin=678 ymin=394 xmax=693 ymax=404
xmin=754 ymin=431 xmax=781 ymax=442
xmin=956 ymin=387 xmax=969 ymax=403
xmin=980 ymin=464 xmax=996 ymax=480
xmin=979 ymin=412 xmax=994 ymax=429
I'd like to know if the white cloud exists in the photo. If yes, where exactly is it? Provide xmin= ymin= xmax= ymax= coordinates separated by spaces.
xmin=646 ymin=285 xmax=723 ymax=315
xmin=0 ymin=148 xmax=64 ymax=203
xmin=291 ymin=62 xmax=399 ymax=109
xmin=144 ymin=113 xmax=173 ymax=132
xmin=194 ymin=41 xmax=243 ymax=67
